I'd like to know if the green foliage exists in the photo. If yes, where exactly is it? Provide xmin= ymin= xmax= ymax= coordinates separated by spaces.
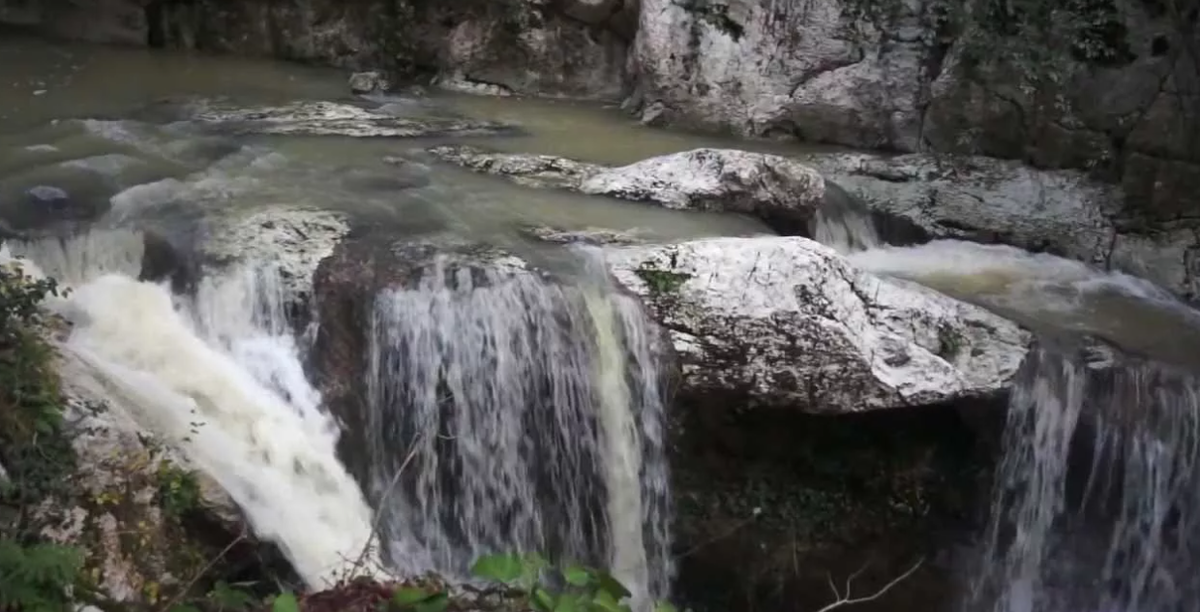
xmin=271 ymin=591 xmax=300 ymax=612
xmin=466 ymin=553 xmax=676 ymax=612
xmin=391 ymin=586 xmax=449 ymax=612
xmin=0 ymin=539 xmax=85 ymax=612
xmin=0 ymin=260 xmax=88 ymax=611
xmin=157 ymin=460 xmax=203 ymax=519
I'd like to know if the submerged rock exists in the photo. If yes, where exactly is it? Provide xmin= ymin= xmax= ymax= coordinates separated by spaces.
xmin=187 ymin=101 xmax=522 ymax=138
xmin=605 ymin=236 xmax=1030 ymax=412
xmin=520 ymin=224 xmax=644 ymax=246
xmin=348 ymin=70 xmax=390 ymax=95
xmin=426 ymin=145 xmax=604 ymax=190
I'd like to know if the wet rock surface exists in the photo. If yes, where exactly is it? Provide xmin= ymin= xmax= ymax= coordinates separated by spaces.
xmin=186 ymin=101 xmax=523 ymax=138
xmin=426 ymin=145 xmax=604 ymax=190
xmin=604 ymin=236 xmax=1031 ymax=413
xmin=808 ymin=152 xmax=1200 ymax=302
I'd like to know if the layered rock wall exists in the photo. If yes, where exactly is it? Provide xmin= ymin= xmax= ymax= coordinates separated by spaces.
xmin=627 ymin=0 xmax=1200 ymax=239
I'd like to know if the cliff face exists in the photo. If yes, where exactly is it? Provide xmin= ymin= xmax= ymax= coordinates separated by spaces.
xmin=627 ymin=0 xmax=1199 ymax=236
xmin=0 ymin=0 xmax=633 ymax=98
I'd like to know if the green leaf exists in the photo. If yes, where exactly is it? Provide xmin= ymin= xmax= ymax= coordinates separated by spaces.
xmin=272 ymin=591 xmax=300 ymax=612
xmin=554 ymin=593 xmax=583 ymax=612
xmin=532 ymin=586 xmax=556 ymax=612
xmin=470 ymin=553 xmax=523 ymax=584
xmin=562 ymin=564 xmax=593 ymax=587
xmin=654 ymin=602 xmax=679 ymax=612
xmin=589 ymin=589 xmax=624 ymax=612
xmin=594 ymin=571 xmax=632 ymax=600
xmin=414 ymin=592 xmax=450 ymax=612
xmin=519 ymin=551 xmax=550 ymax=588
xmin=392 ymin=586 xmax=432 ymax=606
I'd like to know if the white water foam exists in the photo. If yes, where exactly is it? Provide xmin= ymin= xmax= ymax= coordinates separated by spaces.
xmin=4 ymin=231 xmax=379 ymax=589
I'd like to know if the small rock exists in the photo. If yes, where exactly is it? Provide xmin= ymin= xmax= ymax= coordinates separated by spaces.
xmin=521 ymin=225 xmax=644 ymax=246
xmin=640 ymin=101 xmax=668 ymax=127
xmin=348 ymin=70 xmax=390 ymax=95
xmin=26 ymin=185 xmax=70 ymax=204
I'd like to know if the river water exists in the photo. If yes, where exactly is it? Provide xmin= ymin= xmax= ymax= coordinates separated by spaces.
xmin=4 ymin=28 xmax=1200 ymax=612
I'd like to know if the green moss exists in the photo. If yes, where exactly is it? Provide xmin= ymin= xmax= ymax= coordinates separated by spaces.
xmin=634 ymin=254 xmax=692 ymax=296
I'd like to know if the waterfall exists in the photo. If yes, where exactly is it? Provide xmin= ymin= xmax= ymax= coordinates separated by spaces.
xmin=5 ymin=226 xmax=673 ymax=603
xmin=809 ymin=181 xmax=881 ymax=254
xmin=365 ymin=258 xmax=672 ymax=606
xmin=4 ymin=230 xmax=379 ymax=589
xmin=967 ymin=344 xmax=1200 ymax=612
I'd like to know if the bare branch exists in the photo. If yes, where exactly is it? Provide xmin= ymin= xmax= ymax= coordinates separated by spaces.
xmin=812 ymin=557 xmax=924 ymax=612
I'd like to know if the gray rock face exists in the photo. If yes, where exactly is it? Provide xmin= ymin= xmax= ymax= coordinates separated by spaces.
xmin=626 ymin=0 xmax=1200 ymax=251
xmin=605 ymin=236 xmax=1031 ymax=413
xmin=629 ymin=0 xmax=928 ymax=150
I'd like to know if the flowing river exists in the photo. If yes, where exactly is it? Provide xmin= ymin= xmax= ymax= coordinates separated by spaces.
xmin=3 ymin=28 xmax=1200 ymax=612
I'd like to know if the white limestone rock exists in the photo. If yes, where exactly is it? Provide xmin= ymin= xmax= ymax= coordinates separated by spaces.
xmin=202 ymin=207 xmax=350 ymax=303
xmin=580 ymin=148 xmax=826 ymax=233
xmin=605 ymin=236 xmax=1030 ymax=412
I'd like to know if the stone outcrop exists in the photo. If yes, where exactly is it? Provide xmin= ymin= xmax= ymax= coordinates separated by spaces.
xmin=604 ymin=236 xmax=1030 ymax=412
xmin=579 ymin=148 xmax=826 ymax=235
xmin=201 ymin=207 xmax=350 ymax=306
xmin=426 ymin=145 xmax=829 ymax=236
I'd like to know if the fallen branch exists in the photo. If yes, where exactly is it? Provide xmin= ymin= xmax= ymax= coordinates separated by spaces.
xmin=812 ymin=557 xmax=924 ymax=612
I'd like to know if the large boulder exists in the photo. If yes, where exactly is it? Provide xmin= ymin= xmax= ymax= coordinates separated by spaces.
xmin=579 ymin=148 xmax=826 ymax=235
xmin=604 ymin=236 xmax=1030 ymax=412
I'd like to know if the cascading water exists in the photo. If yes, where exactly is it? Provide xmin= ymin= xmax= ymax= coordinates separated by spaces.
xmin=809 ymin=181 xmax=881 ymax=254
xmin=3 ymin=230 xmax=379 ymax=589
xmin=365 ymin=256 xmax=672 ymax=608
xmin=966 ymin=344 xmax=1200 ymax=612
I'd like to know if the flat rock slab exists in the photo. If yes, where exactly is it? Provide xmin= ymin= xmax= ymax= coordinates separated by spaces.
xmin=187 ymin=101 xmax=522 ymax=138
xmin=604 ymin=236 xmax=1031 ymax=413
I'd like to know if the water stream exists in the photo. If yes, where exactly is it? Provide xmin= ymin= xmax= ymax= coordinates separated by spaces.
xmin=6 ymin=27 xmax=1200 ymax=612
